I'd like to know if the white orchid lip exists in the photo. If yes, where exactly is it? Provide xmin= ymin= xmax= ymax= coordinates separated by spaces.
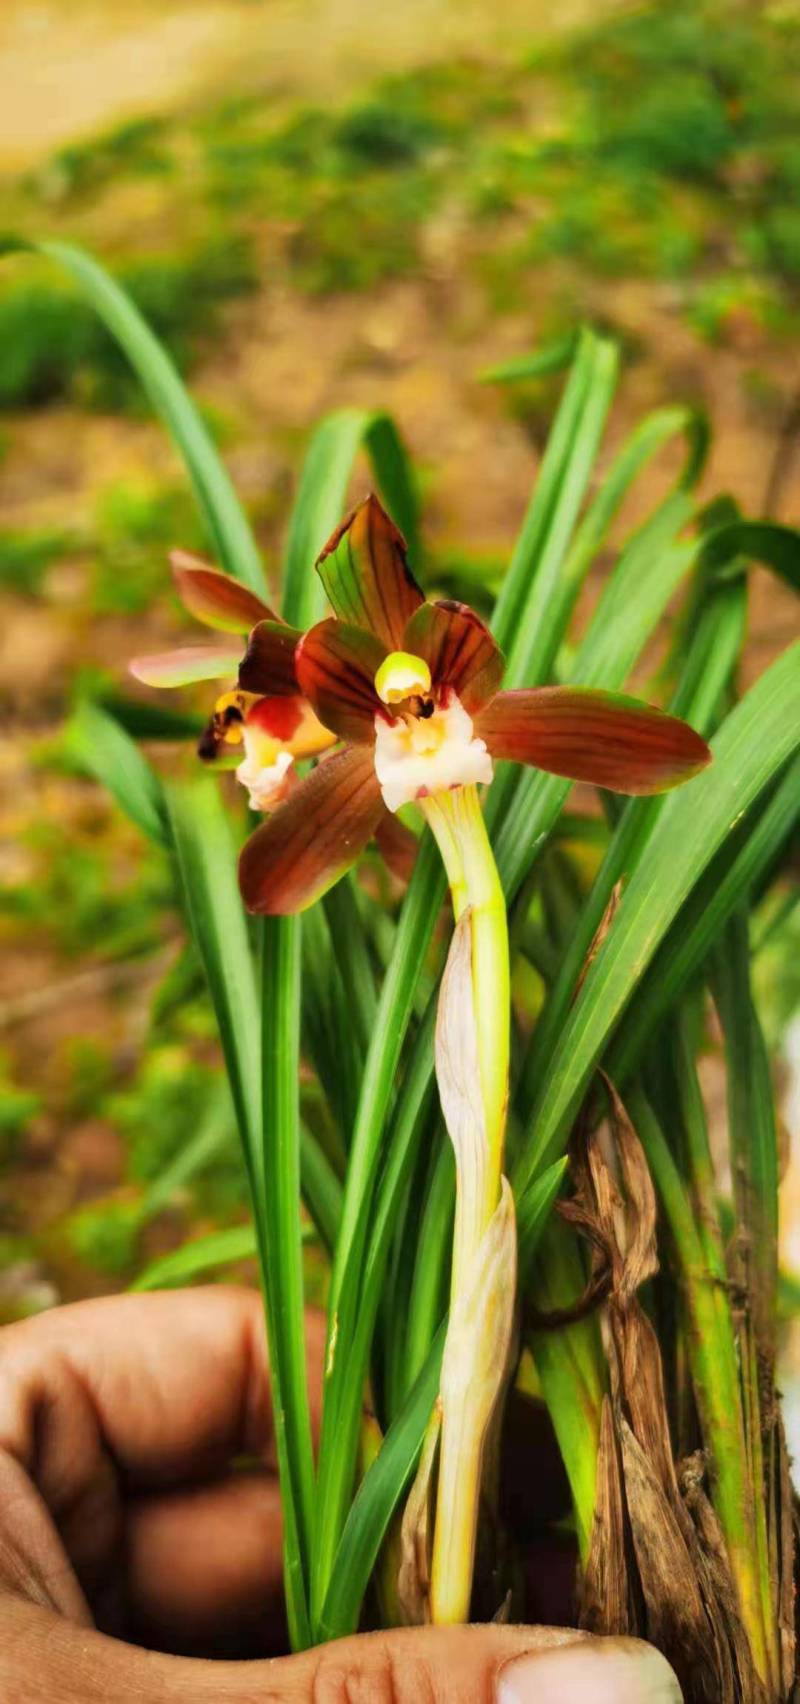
xmin=235 ymin=721 xmax=295 ymax=812
xmin=235 ymin=732 xmax=295 ymax=811
xmin=373 ymin=688 xmax=493 ymax=814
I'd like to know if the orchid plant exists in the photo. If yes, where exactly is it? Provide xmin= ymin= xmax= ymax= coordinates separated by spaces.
xmin=134 ymin=488 xmax=710 ymax=1624
xmin=17 ymin=238 xmax=800 ymax=1702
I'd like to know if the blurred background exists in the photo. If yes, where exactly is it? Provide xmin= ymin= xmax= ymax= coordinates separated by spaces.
xmin=1 ymin=0 xmax=799 ymax=1333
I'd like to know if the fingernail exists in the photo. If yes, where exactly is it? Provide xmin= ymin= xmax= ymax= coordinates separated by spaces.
xmin=496 ymin=1637 xmax=683 ymax=1703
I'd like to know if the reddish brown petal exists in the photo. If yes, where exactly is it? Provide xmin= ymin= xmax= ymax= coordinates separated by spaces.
xmin=129 ymin=643 xmax=242 ymax=687
xmin=316 ymin=494 xmax=423 ymax=648
xmin=238 ymin=620 xmax=303 ymax=697
xmin=403 ymin=599 xmax=505 ymax=714
xmin=295 ymin=618 xmax=387 ymax=743
xmin=374 ymin=811 xmax=419 ymax=885
xmin=170 ymin=551 xmax=274 ymax=633
xmin=238 ymin=746 xmax=383 ymax=915
xmin=476 ymin=688 xmax=712 ymax=795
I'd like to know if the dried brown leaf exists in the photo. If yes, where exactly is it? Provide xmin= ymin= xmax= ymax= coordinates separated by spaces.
xmin=572 ymin=1080 xmax=774 ymax=1702
xmin=580 ymin=1396 xmax=635 ymax=1637
xmin=397 ymin=1404 xmax=441 ymax=1626
xmin=575 ymin=879 xmax=623 ymax=999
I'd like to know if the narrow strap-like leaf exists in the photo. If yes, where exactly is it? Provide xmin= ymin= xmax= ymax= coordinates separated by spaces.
xmin=131 ymin=1224 xmax=258 ymax=1291
xmin=515 ymin=640 xmax=800 ymax=1204
xmin=1 ymin=239 xmax=267 ymax=595
xmin=68 ymin=700 xmax=169 ymax=847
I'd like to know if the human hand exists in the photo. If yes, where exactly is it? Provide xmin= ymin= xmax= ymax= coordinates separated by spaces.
xmin=0 ymin=1287 xmax=681 ymax=1701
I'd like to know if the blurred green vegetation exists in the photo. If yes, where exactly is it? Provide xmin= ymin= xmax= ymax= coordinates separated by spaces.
xmin=0 ymin=237 xmax=257 ymax=411
xmin=1 ymin=0 xmax=799 ymax=412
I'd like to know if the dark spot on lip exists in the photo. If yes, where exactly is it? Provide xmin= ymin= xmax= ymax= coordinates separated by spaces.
xmin=197 ymin=722 xmax=220 ymax=761
xmin=223 ymin=705 xmax=244 ymax=726
xmin=418 ymin=698 xmax=435 ymax=719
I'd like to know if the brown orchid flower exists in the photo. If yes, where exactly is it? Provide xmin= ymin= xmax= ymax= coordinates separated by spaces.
xmin=238 ymin=495 xmax=711 ymax=914
xmin=129 ymin=550 xmax=336 ymax=810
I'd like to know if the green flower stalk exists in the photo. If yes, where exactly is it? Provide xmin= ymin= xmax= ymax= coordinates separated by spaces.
xmin=420 ymin=785 xmax=514 ymax=1624
xmin=420 ymin=785 xmax=509 ymax=1216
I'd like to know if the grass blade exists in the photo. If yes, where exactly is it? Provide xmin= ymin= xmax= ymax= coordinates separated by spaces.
xmin=712 ymin=912 xmax=779 ymax=1357
xmin=480 ymin=331 xmax=579 ymax=384
xmin=517 ymin=577 xmax=746 ymax=1116
xmin=495 ymin=501 xmax=697 ymax=899
xmin=261 ymin=914 xmax=317 ymax=1599
xmin=166 ymin=780 xmax=261 ymax=1169
xmin=166 ymin=779 xmax=310 ymax=1646
xmin=316 ymin=1329 xmax=445 ymax=1642
xmin=700 ymin=519 xmax=800 ymax=592
xmin=516 ymin=641 xmax=800 ymax=1209
xmin=131 ymin=1224 xmax=259 ymax=1291
xmin=610 ymin=754 xmax=800 ymax=1083
xmin=68 ymin=700 xmax=169 ymax=847
xmin=627 ymin=1085 xmax=772 ymax=1685
xmin=1 ymin=239 xmax=266 ymax=594
xmin=491 ymin=327 xmax=616 ymax=652
xmin=526 ymin=1221 xmax=605 ymax=1560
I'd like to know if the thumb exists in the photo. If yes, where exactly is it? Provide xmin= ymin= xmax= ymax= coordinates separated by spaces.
xmin=0 ymin=1597 xmax=681 ymax=1703
xmin=256 ymin=1627 xmax=683 ymax=1702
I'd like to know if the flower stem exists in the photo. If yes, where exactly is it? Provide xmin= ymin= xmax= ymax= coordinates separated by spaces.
xmin=421 ymin=786 xmax=509 ymax=1217
xmin=420 ymin=784 xmax=511 ymax=1624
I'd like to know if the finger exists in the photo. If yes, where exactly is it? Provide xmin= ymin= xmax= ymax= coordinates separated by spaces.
xmin=125 ymin=1472 xmax=286 ymax=1656
xmin=0 ymin=1289 xmax=326 ymax=1490
xmin=0 ymin=1599 xmax=683 ymax=1704
xmin=496 ymin=1638 xmax=682 ymax=1701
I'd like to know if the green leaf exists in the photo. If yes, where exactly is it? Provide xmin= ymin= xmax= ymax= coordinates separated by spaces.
xmin=68 ymin=700 xmax=169 ymax=846
xmin=491 ymin=328 xmax=620 ymax=689
xmin=514 ymin=1154 xmax=569 ymax=1260
xmin=326 ymin=834 xmax=445 ymax=1320
xmin=627 ymin=1084 xmax=773 ymax=1681
xmin=711 ymin=912 xmax=779 ymax=1352
xmin=700 ymin=519 xmax=800 ymax=593
xmin=260 ymin=915 xmax=317 ymax=1596
xmin=393 ymin=1136 xmax=453 ymax=1410
xmin=515 ymin=640 xmax=800 ymax=1216
xmin=610 ymin=753 xmax=800 ymax=1082
xmin=316 ymin=1157 xmax=566 ymax=1640
xmin=131 ymin=1223 xmax=258 ymax=1291
xmin=166 ymin=780 xmax=311 ymax=1648
xmin=299 ymin=1125 xmax=342 ymax=1256
xmin=480 ymin=331 xmax=579 ymax=384
xmin=315 ymin=1328 xmax=445 ymax=1643
xmin=165 ymin=780 xmax=261 ymax=1172
xmin=323 ymin=879 xmax=378 ymax=1063
xmin=516 ymin=576 xmax=746 ymax=1119
xmin=1 ymin=239 xmax=266 ymax=594
xmin=526 ymin=1220 xmax=605 ymax=1560
xmin=311 ymin=858 xmax=443 ymax=1617
xmin=494 ymin=495 xmax=698 ymax=899
xmin=364 ymin=411 xmax=420 ymax=565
